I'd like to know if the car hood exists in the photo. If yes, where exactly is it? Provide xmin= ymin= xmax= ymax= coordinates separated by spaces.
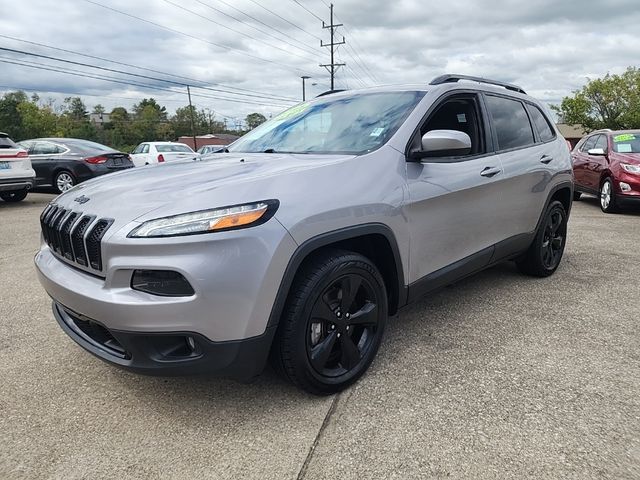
xmin=53 ymin=152 xmax=355 ymax=223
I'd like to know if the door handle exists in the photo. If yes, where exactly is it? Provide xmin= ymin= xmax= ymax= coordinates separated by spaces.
xmin=480 ymin=166 xmax=501 ymax=178
xmin=540 ymin=155 xmax=553 ymax=164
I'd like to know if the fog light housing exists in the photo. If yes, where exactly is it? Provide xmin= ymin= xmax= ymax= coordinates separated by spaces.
xmin=131 ymin=270 xmax=195 ymax=297
xmin=620 ymin=182 xmax=632 ymax=192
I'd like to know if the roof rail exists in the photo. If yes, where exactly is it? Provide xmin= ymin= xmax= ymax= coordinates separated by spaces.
xmin=316 ymin=89 xmax=346 ymax=98
xmin=592 ymin=128 xmax=613 ymax=133
xmin=429 ymin=74 xmax=526 ymax=95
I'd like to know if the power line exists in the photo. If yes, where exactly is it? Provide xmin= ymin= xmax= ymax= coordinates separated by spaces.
xmin=83 ymin=0 xmax=311 ymax=76
xmin=0 ymin=34 xmax=298 ymax=102
xmin=211 ymin=0 xmax=325 ymax=55
xmin=0 ymin=47 xmax=294 ymax=104
xmin=291 ymin=0 xmax=325 ymax=22
xmin=191 ymin=0 xmax=322 ymax=58
xmin=0 ymin=57 xmax=293 ymax=108
xmin=245 ymin=0 xmax=323 ymax=42
xmin=160 ymin=0 xmax=318 ymax=63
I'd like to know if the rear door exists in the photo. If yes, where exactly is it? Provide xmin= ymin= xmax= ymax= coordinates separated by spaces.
xmin=28 ymin=141 xmax=68 ymax=186
xmin=483 ymin=94 xmax=556 ymax=241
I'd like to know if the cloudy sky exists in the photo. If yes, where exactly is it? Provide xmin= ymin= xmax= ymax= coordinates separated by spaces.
xmin=0 ymin=0 xmax=638 ymax=126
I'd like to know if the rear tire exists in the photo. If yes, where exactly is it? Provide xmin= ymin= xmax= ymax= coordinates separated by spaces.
xmin=517 ymin=200 xmax=568 ymax=277
xmin=54 ymin=171 xmax=75 ymax=193
xmin=272 ymin=249 xmax=388 ymax=395
xmin=0 ymin=190 xmax=28 ymax=202
xmin=599 ymin=177 xmax=618 ymax=213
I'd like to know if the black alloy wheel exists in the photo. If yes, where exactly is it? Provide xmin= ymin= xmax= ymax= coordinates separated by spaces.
xmin=307 ymin=274 xmax=380 ymax=378
xmin=273 ymin=250 xmax=387 ymax=395
xmin=540 ymin=208 xmax=565 ymax=270
xmin=517 ymin=200 xmax=567 ymax=277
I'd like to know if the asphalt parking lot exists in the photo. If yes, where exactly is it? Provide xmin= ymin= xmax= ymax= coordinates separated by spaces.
xmin=1 ymin=193 xmax=639 ymax=479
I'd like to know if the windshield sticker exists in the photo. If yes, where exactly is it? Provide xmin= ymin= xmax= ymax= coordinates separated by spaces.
xmin=614 ymin=134 xmax=636 ymax=142
xmin=617 ymin=143 xmax=633 ymax=153
xmin=369 ymin=127 xmax=385 ymax=137
xmin=457 ymin=113 xmax=467 ymax=123
xmin=273 ymin=103 xmax=310 ymax=122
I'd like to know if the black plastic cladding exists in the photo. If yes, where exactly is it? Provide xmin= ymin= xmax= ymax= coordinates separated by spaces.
xmin=40 ymin=204 xmax=112 ymax=273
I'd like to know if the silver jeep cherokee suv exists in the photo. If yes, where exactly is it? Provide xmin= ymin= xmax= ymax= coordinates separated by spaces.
xmin=35 ymin=75 xmax=573 ymax=395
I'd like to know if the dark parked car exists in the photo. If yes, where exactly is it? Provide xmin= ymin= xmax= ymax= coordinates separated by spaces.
xmin=572 ymin=129 xmax=640 ymax=213
xmin=17 ymin=138 xmax=134 ymax=193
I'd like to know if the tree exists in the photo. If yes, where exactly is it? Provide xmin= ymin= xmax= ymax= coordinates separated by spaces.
xmin=92 ymin=104 xmax=106 ymax=114
xmin=245 ymin=112 xmax=267 ymax=130
xmin=133 ymin=98 xmax=167 ymax=120
xmin=553 ymin=67 xmax=640 ymax=132
xmin=63 ymin=97 xmax=88 ymax=121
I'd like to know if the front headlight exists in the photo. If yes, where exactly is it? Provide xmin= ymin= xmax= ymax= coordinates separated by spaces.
xmin=129 ymin=200 xmax=278 ymax=238
xmin=621 ymin=163 xmax=640 ymax=174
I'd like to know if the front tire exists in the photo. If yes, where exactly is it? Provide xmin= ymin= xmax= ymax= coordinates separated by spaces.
xmin=0 ymin=190 xmax=28 ymax=202
xmin=517 ymin=200 xmax=568 ymax=277
xmin=599 ymin=177 xmax=618 ymax=213
xmin=54 ymin=171 xmax=75 ymax=193
xmin=273 ymin=249 xmax=388 ymax=395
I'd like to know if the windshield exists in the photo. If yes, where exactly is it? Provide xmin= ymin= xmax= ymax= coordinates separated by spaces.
xmin=156 ymin=144 xmax=193 ymax=153
xmin=612 ymin=133 xmax=640 ymax=153
xmin=229 ymin=91 xmax=426 ymax=155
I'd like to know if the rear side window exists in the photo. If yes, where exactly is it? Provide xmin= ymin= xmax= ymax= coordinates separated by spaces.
xmin=485 ymin=95 xmax=534 ymax=150
xmin=529 ymin=106 xmax=555 ymax=143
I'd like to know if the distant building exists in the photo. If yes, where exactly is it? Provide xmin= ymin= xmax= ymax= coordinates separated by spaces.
xmin=178 ymin=133 xmax=240 ymax=150
xmin=89 ymin=112 xmax=111 ymax=125
xmin=556 ymin=124 xmax=586 ymax=149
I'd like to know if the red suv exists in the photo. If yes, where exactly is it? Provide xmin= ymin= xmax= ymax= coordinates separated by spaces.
xmin=572 ymin=129 xmax=640 ymax=213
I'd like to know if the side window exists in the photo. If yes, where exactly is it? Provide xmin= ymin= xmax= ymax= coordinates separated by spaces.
xmin=581 ymin=135 xmax=598 ymax=152
xmin=132 ymin=144 xmax=143 ymax=154
xmin=141 ymin=144 xmax=150 ymax=154
xmin=528 ymin=105 xmax=555 ymax=143
xmin=31 ymin=142 xmax=58 ymax=155
xmin=594 ymin=135 xmax=608 ymax=152
xmin=485 ymin=95 xmax=534 ymax=150
xmin=417 ymin=95 xmax=485 ymax=156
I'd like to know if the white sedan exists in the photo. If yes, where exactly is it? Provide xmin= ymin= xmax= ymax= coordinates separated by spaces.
xmin=130 ymin=142 xmax=199 ymax=167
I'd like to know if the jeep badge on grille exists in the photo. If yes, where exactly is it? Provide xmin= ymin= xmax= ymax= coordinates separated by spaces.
xmin=74 ymin=195 xmax=90 ymax=204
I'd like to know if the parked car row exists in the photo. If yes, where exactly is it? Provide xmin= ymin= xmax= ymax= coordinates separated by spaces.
xmin=0 ymin=135 xmax=230 ymax=201
xmin=571 ymin=129 xmax=640 ymax=213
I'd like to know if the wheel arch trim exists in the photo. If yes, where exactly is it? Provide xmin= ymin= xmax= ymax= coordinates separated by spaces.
xmin=266 ymin=223 xmax=406 ymax=329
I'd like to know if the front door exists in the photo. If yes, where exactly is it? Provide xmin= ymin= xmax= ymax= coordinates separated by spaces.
xmin=405 ymin=93 xmax=506 ymax=285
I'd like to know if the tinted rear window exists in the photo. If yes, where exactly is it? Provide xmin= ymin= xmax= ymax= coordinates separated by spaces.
xmin=485 ymin=95 xmax=534 ymax=150
xmin=529 ymin=106 xmax=555 ymax=143
xmin=156 ymin=144 xmax=193 ymax=153
xmin=59 ymin=139 xmax=117 ymax=153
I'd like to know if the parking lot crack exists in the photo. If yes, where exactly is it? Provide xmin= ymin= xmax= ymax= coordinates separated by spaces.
xmin=296 ymin=393 xmax=341 ymax=480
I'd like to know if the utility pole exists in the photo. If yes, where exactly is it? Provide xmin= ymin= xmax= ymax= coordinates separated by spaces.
xmin=186 ymin=85 xmax=197 ymax=150
xmin=320 ymin=3 xmax=345 ymax=91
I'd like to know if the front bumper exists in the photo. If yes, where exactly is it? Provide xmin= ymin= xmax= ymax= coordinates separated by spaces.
xmin=54 ymin=302 xmax=276 ymax=378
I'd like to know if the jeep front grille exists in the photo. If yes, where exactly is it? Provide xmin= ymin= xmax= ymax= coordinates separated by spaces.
xmin=40 ymin=204 xmax=113 ymax=273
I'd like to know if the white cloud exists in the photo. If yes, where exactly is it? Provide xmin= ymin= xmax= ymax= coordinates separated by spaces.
xmin=0 ymin=0 xmax=637 ymax=122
